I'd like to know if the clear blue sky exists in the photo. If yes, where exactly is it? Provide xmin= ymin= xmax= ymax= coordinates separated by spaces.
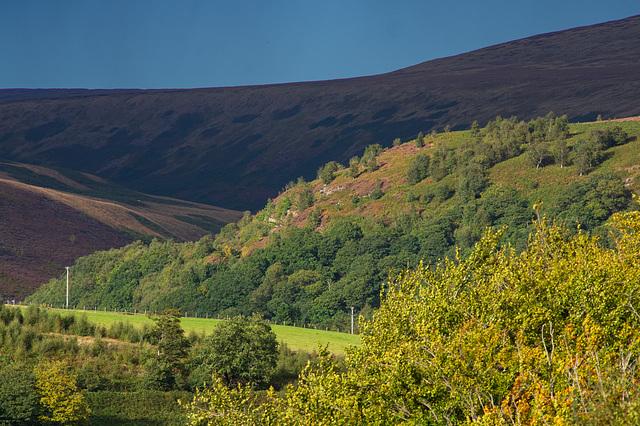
xmin=1 ymin=1 xmax=638 ymax=89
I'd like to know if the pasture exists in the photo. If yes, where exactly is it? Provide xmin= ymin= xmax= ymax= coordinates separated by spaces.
xmin=25 ymin=306 xmax=362 ymax=354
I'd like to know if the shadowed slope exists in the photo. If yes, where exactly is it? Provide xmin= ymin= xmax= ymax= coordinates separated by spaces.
xmin=0 ymin=163 xmax=242 ymax=299
xmin=0 ymin=15 xmax=638 ymax=211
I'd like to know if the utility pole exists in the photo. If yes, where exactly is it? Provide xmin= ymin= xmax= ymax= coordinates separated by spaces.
xmin=66 ymin=266 xmax=70 ymax=309
xmin=350 ymin=306 xmax=355 ymax=334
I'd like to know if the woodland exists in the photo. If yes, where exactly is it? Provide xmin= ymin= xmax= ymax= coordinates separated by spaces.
xmin=27 ymin=115 xmax=637 ymax=331
xmin=5 ymin=114 xmax=640 ymax=424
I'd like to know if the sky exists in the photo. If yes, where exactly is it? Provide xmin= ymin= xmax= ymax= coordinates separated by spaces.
xmin=1 ymin=1 xmax=638 ymax=90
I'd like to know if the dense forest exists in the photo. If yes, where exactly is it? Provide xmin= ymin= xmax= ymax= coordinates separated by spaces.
xmin=26 ymin=115 xmax=638 ymax=332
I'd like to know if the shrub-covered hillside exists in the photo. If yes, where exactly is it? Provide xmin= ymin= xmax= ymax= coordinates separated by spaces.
xmin=27 ymin=115 xmax=640 ymax=330
xmin=183 ymin=201 xmax=640 ymax=425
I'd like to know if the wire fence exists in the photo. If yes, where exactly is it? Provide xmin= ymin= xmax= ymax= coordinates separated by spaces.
xmin=6 ymin=300 xmax=360 ymax=334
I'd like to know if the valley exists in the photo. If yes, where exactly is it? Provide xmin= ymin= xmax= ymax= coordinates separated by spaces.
xmin=1 ymin=14 xmax=640 ymax=424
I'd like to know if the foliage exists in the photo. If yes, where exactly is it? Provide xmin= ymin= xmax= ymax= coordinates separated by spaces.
xmin=186 ymin=205 xmax=640 ymax=424
xmin=297 ymin=184 xmax=315 ymax=211
xmin=147 ymin=308 xmax=190 ymax=362
xmin=86 ymin=390 xmax=189 ymax=425
xmin=369 ymin=179 xmax=384 ymax=200
xmin=35 ymin=360 xmax=91 ymax=424
xmin=406 ymin=152 xmax=430 ymax=185
xmin=361 ymin=143 xmax=383 ymax=173
xmin=546 ymin=173 xmax=630 ymax=233
xmin=189 ymin=314 xmax=278 ymax=389
xmin=0 ymin=362 xmax=40 ymax=424
xmin=317 ymin=161 xmax=341 ymax=185
xmin=180 ymin=376 xmax=268 ymax=426
xmin=348 ymin=156 xmax=360 ymax=178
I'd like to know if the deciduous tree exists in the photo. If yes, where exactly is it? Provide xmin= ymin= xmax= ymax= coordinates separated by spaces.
xmin=35 ymin=360 xmax=90 ymax=424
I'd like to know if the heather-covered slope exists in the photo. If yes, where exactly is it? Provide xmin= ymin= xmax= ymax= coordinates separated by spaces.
xmin=1 ymin=16 xmax=639 ymax=211
xmin=0 ymin=162 xmax=241 ymax=300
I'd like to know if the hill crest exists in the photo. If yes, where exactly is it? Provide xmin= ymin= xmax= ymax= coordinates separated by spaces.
xmin=1 ymin=16 xmax=639 ymax=211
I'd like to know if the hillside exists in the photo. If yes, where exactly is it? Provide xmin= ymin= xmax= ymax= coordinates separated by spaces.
xmin=0 ymin=162 xmax=241 ymax=300
xmin=26 ymin=117 xmax=640 ymax=330
xmin=1 ymin=15 xmax=639 ymax=211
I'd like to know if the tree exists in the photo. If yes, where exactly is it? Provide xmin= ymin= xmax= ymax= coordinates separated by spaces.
xmin=369 ymin=179 xmax=383 ymax=200
xmin=573 ymin=136 xmax=604 ymax=175
xmin=0 ymin=362 xmax=40 ymax=424
xmin=406 ymin=153 xmax=430 ymax=185
xmin=550 ymin=137 xmax=570 ymax=167
xmin=415 ymin=131 xmax=424 ymax=148
xmin=191 ymin=314 xmax=279 ymax=388
xmin=317 ymin=161 xmax=341 ymax=185
xmin=34 ymin=360 xmax=91 ymax=424
xmin=526 ymin=139 xmax=550 ymax=169
xmin=348 ymin=156 xmax=360 ymax=178
xmin=297 ymin=184 xmax=314 ymax=211
xmin=361 ymin=144 xmax=383 ymax=173
xmin=180 ymin=376 xmax=266 ymax=426
xmin=470 ymin=120 xmax=481 ymax=139
xmin=457 ymin=164 xmax=487 ymax=202
xmin=143 ymin=309 xmax=191 ymax=390
xmin=147 ymin=308 xmax=190 ymax=361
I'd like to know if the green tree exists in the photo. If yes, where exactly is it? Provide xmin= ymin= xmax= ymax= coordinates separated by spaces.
xmin=415 ymin=131 xmax=425 ymax=148
xmin=406 ymin=153 xmax=430 ymax=185
xmin=470 ymin=120 xmax=481 ymax=139
xmin=457 ymin=164 xmax=487 ymax=202
xmin=348 ymin=156 xmax=360 ymax=178
xmin=0 ymin=362 xmax=40 ymax=424
xmin=179 ymin=205 xmax=640 ymax=424
xmin=526 ymin=139 xmax=550 ymax=169
xmin=180 ymin=375 xmax=266 ymax=425
xmin=317 ymin=161 xmax=341 ymax=185
xmin=191 ymin=314 xmax=279 ymax=388
xmin=273 ymin=196 xmax=292 ymax=220
xmin=147 ymin=308 xmax=190 ymax=361
xmin=297 ymin=184 xmax=314 ymax=211
xmin=369 ymin=179 xmax=383 ymax=200
xmin=550 ymin=137 xmax=570 ymax=167
xmin=573 ymin=136 xmax=604 ymax=175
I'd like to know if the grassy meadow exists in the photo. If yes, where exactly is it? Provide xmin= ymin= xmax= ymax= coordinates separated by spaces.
xmin=21 ymin=306 xmax=361 ymax=355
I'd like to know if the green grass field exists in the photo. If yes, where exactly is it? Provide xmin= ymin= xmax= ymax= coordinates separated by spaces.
xmin=31 ymin=307 xmax=361 ymax=355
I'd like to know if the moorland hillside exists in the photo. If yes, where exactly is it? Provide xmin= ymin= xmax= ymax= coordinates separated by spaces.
xmin=1 ymin=15 xmax=639 ymax=211
xmin=0 ymin=162 xmax=241 ymax=299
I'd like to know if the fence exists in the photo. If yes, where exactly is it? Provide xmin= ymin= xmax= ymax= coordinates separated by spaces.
xmin=7 ymin=301 xmax=360 ymax=334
